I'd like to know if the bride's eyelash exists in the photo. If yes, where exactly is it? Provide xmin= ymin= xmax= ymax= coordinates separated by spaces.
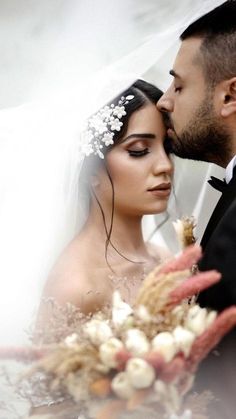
xmin=128 ymin=148 xmax=150 ymax=157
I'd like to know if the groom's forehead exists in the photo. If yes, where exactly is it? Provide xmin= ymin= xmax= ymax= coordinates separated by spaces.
xmin=174 ymin=37 xmax=203 ymax=76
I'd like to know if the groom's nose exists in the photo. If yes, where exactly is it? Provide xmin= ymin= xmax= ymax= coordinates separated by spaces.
xmin=157 ymin=87 xmax=174 ymax=113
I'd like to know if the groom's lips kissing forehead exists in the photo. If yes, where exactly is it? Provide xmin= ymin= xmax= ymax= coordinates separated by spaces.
xmin=148 ymin=182 xmax=171 ymax=197
xmin=167 ymin=127 xmax=177 ymax=139
xmin=167 ymin=123 xmax=178 ymax=142
xmin=163 ymin=113 xmax=177 ymax=140
xmin=166 ymin=115 xmax=175 ymax=132
xmin=163 ymin=112 xmax=173 ymax=129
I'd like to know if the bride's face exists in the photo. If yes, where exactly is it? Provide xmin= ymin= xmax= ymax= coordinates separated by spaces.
xmin=95 ymin=103 xmax=173 ymax=216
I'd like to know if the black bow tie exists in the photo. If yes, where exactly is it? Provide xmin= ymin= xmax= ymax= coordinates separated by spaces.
xmin=208 ymin=175 xmax=227 ymax=193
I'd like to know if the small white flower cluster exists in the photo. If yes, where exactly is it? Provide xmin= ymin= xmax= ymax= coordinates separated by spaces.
xmin=79 ymin=290 xmax=217 ymax=402
xmin=79 ymin=95 xmax=134 ymax=160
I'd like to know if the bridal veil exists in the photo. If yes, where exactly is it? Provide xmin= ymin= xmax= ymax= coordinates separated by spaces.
xmin=0 ymin=0 xmax=225 ymax=344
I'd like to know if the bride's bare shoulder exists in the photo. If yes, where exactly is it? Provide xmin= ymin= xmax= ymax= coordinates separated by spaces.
xmin=35 ymin=240 xmax=109 ymax=338
xmin=41 ymin=238 xmax=109 ymax=313
xmin=146 ymin=242 xmax=173 ymax=263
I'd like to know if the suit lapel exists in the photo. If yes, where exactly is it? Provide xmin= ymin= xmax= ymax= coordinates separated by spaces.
xmin=201 ymin=172 xmax=236 ymax=249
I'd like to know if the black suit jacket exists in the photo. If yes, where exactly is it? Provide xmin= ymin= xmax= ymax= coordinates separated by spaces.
xmin=195 ymin=172 xmax=236 ymax=417
xmin=198 ymin=171 xmax=236 ymax=310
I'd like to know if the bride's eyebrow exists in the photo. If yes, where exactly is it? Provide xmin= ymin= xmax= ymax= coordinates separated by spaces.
xmin=121 ymin=133 xmax=156 ymax=143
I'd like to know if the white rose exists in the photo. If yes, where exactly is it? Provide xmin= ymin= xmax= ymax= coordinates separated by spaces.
xmin=83 ymin=319 xmax=113 ymax=345
xmin=206 ymin=310 xmax=217 ymax=328
xmin=184 ymin=305 xmax=207 ymax=336
xmin=111 ymin=372 xmax=134 ymax=399
xmin=152 ymin=332 xmax=177 ymax=362
xmin=126 ymin=358 xmax=155 ymax=389
xmin=173 ymin=326 xmax=195 ymax=357
xmin=99 ymin=337 xmax=124 ymax=368
xmin=125 ymin=328 xmax=150 ymax=356
xmin=112 ymin=291 xmax=133 ymax=328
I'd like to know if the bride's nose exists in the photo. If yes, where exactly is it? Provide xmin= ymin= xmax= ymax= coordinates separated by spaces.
xmin=152 ymin=151 xmax=173 ymax=176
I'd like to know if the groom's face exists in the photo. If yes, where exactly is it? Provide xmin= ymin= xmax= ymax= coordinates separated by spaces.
xmin=157 ymin=37 xmax=231 ymax=167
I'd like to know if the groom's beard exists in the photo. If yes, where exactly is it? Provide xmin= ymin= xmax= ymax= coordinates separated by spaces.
xmin=169 ymin=96 xmax=232 ymax=167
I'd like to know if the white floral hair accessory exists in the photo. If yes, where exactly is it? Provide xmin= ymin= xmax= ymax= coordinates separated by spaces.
xmin=79 ymin=94 xmax=134 ymax=160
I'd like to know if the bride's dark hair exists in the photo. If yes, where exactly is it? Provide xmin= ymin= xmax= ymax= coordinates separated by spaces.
xmin=109 ymin=79 xmax=164 ymax=143
xmin=79 ymin=79 xmax=166 ymax=269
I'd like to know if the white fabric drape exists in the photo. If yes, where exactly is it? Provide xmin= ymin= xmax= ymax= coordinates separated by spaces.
xmin=0 ymin=0 xmax=225 ymax=345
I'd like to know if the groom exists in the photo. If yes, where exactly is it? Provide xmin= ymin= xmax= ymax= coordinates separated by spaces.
xmin=157 ymin=0 xmax=236 ymax=311
xmin=157 ymin=0 xmax=236 ymax=415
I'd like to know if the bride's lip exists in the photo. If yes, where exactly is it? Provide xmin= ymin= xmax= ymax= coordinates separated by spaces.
xmin=148 ymin=183 xmax=171 ymax=197
xmin=148 ymin=182 xmax=171 ymax=191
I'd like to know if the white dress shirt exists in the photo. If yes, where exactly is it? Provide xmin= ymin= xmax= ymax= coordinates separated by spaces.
xmin=225 ymin=155 xmax=236 ymax=184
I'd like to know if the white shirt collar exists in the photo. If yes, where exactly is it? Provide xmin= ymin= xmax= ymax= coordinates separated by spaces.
xmin=225 ymin=155 xmax=236 ymax=184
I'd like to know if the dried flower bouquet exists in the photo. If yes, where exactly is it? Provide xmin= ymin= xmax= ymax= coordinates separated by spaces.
xmin=1 ymin=242 xmax=236 ymax=419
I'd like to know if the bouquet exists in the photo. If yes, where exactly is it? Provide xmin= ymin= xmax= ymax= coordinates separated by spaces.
xmin=1 ymin=220 xmax=236 ymax=419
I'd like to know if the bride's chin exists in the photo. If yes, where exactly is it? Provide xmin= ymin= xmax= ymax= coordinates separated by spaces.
xmin=143 ymin=204 xmax=168 ymax=215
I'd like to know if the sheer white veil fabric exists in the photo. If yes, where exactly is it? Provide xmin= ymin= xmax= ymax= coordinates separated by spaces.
xmin=0 ymin=0 xmax=225 ymax=344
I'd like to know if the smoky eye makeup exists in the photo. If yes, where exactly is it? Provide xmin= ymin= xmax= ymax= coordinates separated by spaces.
xmin=128 ymin=148 xmax=150 ymax=157
xmin=125 ymin=139 xmax=151 ymax=157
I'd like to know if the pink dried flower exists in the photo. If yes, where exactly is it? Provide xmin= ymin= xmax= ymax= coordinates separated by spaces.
xmin=167 ymin=270 xmax=221 ymax=308
xmin=159 ymin=245 xmax=202 ymax=274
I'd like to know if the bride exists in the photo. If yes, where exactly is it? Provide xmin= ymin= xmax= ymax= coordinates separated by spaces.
xmin=37 ymin=79 xmax=173 ymax=323
xmin=0 ymin=1 xmax=222 ymax=348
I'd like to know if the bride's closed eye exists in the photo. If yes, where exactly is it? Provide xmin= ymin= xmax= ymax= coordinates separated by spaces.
xmin=128 ymin=148 xmax=150 ymax=157
xmin=126 ymin=139 xmax=151 ymax=158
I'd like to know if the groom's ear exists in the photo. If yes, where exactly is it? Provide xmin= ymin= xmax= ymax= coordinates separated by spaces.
xmin=220 ymin=77 xmax=236 ymax=118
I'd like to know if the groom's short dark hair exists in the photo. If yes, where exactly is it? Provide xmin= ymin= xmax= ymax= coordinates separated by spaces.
xmin=180 ymin=1 xmax=236 ymax=87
